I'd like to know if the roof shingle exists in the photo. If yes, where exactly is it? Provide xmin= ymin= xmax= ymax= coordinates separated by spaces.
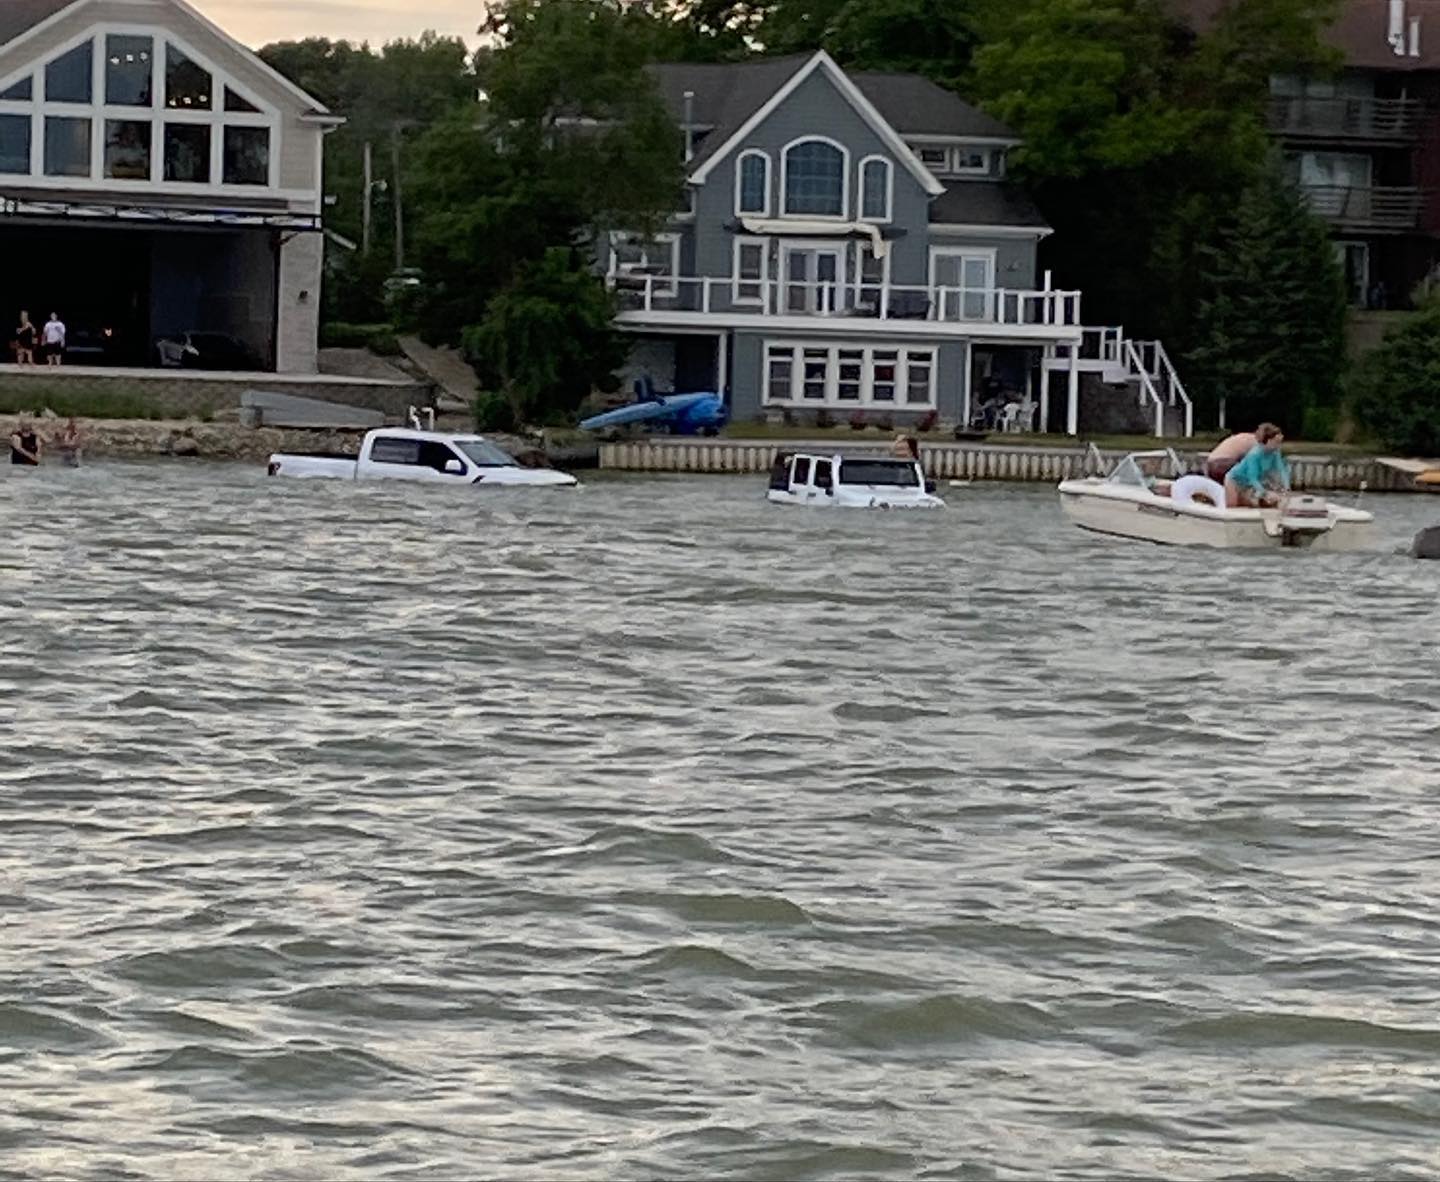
xmin=0 ymin=0 xmax=80 ymax=49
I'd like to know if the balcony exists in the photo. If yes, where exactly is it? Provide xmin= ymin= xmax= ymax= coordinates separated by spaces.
xmin=1269 ymin=96 xmax=1423 ymax=141
xmin=607 ymin=273 xmax=1084 ymax=333
xmin=1298 ymin=184 xmax=1425 ymax=232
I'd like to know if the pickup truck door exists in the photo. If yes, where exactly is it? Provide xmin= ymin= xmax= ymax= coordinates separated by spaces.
xmin=363 ymin=436 xmax=471 ymax=483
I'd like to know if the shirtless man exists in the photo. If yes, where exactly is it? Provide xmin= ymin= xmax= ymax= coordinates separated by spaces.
xmin=1204 ymin=428 xmax=1258 ymax=483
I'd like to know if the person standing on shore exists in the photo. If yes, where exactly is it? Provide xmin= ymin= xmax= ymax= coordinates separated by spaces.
xmin=42 ymin=313 xmax=66 ymax=366
xmin=15 ymin=311 xmax=36 ymax=365
xmin=57 ymin=417 xmax=82 ymax=467
xmin=10 ymin=418 xmax=40 ymax=465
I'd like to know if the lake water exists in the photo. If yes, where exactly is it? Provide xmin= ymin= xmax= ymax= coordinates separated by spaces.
xmin=4 ymin=462 xmax=1440 ymax=1180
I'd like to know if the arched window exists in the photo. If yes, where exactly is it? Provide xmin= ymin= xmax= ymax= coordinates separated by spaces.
xmin=860 ymin=156 xmax=891 ymax=221
xmin=736 ymin=150 xmax=769 ymax=216
xmin=783 ymin=138 xmax=846 ymax=217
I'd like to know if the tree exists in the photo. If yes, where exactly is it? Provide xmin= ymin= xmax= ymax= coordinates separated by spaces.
xmin=463 ymin=249 xmax=626 ymax=423
xmin=1187 ymin=166 xmax=1346 ymax=433
xmin=1349 ymin=302 xmax=1440 ymax=455
xmin=403 ymin=0 xmax=685 ymax=418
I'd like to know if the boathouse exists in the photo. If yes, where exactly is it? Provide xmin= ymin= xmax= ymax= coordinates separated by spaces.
xmin=0 ymin=0 xmax=337 ymax=372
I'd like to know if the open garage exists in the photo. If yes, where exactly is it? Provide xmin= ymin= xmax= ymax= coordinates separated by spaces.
xmin=0 ymin=218 xmax=281 ymax=367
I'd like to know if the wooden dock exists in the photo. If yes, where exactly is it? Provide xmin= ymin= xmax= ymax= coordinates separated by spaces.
xmin=598 ymin=438 xmax=1402 ymax=492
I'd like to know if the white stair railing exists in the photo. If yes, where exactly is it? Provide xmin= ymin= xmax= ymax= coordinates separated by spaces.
xmin=1149 ymin=340 xmax=1193 ymax=437
xmin=1123 ymin=339 xmax=1166 ymax=437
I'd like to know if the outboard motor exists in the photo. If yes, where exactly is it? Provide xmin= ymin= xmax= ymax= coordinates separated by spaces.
xmin=1276 ymin=494 xmax=1334 ymax=547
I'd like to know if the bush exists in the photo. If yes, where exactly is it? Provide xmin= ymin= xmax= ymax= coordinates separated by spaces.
xmin=816 ymin=408 xmax=835 ymax=429
xmin=320 ymin=322 xmax=402 ymax=356
xmin=1300 ymin=404 xmax=1339 ymax=442
xmin=1348 ymin=302 xmax=1440 ymax=454
xmin=848 ymin=410 xmax=867 ymax=430
xmin=473 ymin=391 xmax=518 ymax=434
xmin=917 ymin=410 xmax=940 ymax=433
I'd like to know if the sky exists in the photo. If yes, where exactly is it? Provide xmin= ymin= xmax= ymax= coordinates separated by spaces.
xmin=193 ymin=0 xmax=485 ymax=50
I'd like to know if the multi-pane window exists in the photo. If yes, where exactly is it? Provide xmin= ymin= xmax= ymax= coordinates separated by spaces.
xmin=764 ymin=342 xmax=937 ymax=407
xmin=0 ymin=30 xmax=273 ymax=188
xmin=733 ymin=238 xmax=767 ymax=305
xmin=608 ymin=232 xmax=680 ymax=298
xmin=737 ymin=151 xmax=768 ymax=215
xmin=783 ymin=139 xmax=845 ymax=216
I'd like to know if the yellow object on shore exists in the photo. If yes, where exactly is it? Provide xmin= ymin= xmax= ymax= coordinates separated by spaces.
xmin=1416 ymin=470 xmax=1440 ymax=486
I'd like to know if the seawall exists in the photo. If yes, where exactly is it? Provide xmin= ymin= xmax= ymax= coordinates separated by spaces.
xmin=598 ymin=438 xmax=1405 ymax=492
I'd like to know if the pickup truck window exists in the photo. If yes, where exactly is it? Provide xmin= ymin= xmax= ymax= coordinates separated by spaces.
xmin=457 ymin=440 xmax=517 ymax=468
xmin=371 ymin=437 xmax=422 ymax=465
xmin=418 ymin=440 xmax=465 ymax=472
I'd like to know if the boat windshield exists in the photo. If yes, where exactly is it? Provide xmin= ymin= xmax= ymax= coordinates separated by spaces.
xmin=1106 ymin=455 xmax=1151 ymax=487
xmin=457 ymin=440 xmax=518 ymax=467
xmin=1105 ymin=449 xmax=1181 ymax=487
xmin=839 ymin=459 xmax=919 ymax=487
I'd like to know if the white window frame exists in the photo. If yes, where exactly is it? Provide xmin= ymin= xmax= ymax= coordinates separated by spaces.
xmin=734 ymin=148 xmax=770 ymax=217
xmin=852 ymin=241 xmax=891 ymax=309
xmin=778 ymin=238 xmax=849 ymax=314
xmin=732 ymin=235 xmax=769 ymax=307
xmin=761 ymin=340 xmax=939 ymax=409
xmin=0 ymin=22 xmax=282 ymax=194
xmin=858 ymin=154 xmax=892 ymax=222
xmin=929 ymin=246 xmax=997 ymax=321
xmin=608 ymin=230 xmax=681 ymax=298
xmin=950 ymin=146 xmax=990 ymax=176
xmin=779 ymin=135 xmax=851 ymax=221
xmin=916 ymin=145 xmax=948 ymax=171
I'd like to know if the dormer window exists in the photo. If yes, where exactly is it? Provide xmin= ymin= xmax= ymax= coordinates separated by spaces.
xmin=783 ymin=137 xmax=847 ymax=217
xmin=736 ymin=149 xmax=770 ymax=216
xmin=914 ymin=143 xmax=992 ymax=178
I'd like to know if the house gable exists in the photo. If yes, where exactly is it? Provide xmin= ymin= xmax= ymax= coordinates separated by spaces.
xmin=688 ymin=51 xmax=943 ymax=198
xmin=0 ymin=0 xmax=334 ymax=199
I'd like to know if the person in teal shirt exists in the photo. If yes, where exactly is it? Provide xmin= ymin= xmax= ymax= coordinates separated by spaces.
xmin=1224 ymin=422 xmax=1290 ymax=507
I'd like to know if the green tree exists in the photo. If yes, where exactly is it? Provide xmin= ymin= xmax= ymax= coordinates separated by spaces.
xmin=1349 ymin=302 xmax=1440 ymax=454
xmin=404 ymin=0 xmax=684 ymax=419
xmin=1187 ymin=166 xmax=1346 ymax=433
xmin=464 ymin=249 xmax=626 ymax=423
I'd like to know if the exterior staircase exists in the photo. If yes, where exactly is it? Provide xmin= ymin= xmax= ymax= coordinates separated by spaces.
xmin=1044 ymin=328 xmax=1194 ymax=438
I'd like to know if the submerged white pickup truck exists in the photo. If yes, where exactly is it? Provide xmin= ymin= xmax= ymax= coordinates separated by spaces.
xmin=267 ymin=428 xmax=578 ymax=487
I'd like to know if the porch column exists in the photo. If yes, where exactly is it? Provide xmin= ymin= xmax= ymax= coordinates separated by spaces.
xmin=715 ymin=331 xmax=729 ymax=397
xmin=1066 ymin=343 xmax=1080 ymax=436
xmin=960 ymin=341 xmax=973 ymax=428
xmin=1039 ymin=344 xmax=1052 ymax=434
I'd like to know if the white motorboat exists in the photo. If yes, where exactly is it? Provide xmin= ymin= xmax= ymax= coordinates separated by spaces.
xmin=1057 ymin=449 xmax=1375 ymax=550
xmin=767 ymin=450 xmax=945 ymax=509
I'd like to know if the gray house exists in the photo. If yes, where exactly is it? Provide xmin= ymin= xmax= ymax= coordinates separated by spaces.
xmin=606 ymin=51 xmax=1191 ymax=436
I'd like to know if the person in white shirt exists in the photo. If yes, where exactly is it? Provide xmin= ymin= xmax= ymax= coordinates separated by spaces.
xmin=42 ymin=313 xmax=65 ymax=366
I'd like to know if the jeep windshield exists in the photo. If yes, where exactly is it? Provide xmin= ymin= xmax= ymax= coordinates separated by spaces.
xmin=838 ymin=459 xmax=920 ymax=487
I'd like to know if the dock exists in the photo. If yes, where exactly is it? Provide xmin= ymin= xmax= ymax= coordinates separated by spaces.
xmin=597 ymin=438 xmax=1403 ymax=491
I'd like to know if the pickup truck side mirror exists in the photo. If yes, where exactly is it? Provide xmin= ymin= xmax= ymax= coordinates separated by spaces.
xmin=443 ymin=458 xmax=465 ymax=475
xmin=925 ymin=478 xmax=937 ymax=495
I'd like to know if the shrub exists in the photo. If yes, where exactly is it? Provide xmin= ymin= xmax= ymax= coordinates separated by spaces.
xmin=848 ymin=410 xmax=867 ymax=430
xmin=816 ymin=408 xmax=835 ymax=429
xmin=874 ymin=414 xmax=894 ymax=432
xmin=1300 ymin=404 xmax=1339 ymax=442
xmin=1348 ymin=302 xmax=1440 ymax=454
xmin=917 ymin=410 xmax=940 ymax=433
xmin=320 ymin=322 xmax=402 ymax=355
xmin=473 ymin=391 xmax=518 ymax=434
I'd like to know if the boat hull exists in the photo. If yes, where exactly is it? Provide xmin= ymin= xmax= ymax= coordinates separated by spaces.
xmin=1058 ymin=481 xmax=1375 ymax=551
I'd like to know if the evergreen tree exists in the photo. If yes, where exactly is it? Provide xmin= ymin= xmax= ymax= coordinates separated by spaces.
xmin=1349 ymin=301 xmax=1440 ymax=455
xmin=1187 ymin=166 xmax=1346 ymax=434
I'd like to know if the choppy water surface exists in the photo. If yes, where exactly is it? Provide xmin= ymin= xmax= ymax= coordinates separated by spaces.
xmin=4 ymin=461 xmax=1440 ymax=1180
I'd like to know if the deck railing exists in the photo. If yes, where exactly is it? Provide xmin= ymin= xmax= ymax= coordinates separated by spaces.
xmin=1268 ymin=95 xmax=1423 ymax=140
xmin=1299 ymin=184 xmax=1425 ymax=231
xmin=608 ymin=274 xmax=1084 ymax=328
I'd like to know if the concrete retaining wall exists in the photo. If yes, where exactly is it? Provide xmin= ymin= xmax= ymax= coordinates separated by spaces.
xmin=599 ymin=438 xmax=1406 ymax=492
xmin=0 ymin=366 xmax=428 ymax=418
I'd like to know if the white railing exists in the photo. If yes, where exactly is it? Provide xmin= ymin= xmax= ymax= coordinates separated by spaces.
xmin=608 ymin=273 xmax=1084 ymax=328
xmin=1123 ymin=339 xmax=1167 ymax=437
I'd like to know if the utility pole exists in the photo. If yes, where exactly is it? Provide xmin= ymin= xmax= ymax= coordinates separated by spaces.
xmin=361 ymin=139 xmax=373 ymax=255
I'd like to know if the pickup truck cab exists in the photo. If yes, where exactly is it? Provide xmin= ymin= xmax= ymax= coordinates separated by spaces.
xmin=268 ymin=428 xmax=578 ymax=487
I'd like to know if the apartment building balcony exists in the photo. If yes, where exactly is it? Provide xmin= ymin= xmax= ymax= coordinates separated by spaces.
xmin=607 ymin=273 xmax=1084 ymax=339
xmin=1269 ymin=96 xmax=1423 ymax=142
xmin=1299 ymin=184 xmax=1426 ymax=232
